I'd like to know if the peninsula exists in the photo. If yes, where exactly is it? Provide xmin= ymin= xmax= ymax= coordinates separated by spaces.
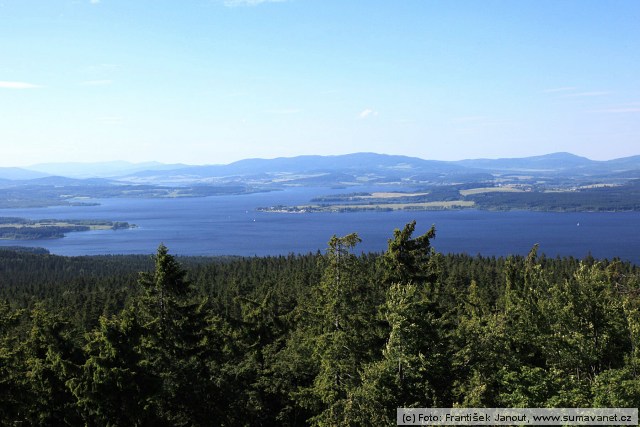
xmin=0 ymin=217 xmax=135 ymax=240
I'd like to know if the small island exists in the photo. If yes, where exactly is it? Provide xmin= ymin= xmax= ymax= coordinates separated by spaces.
xmin=0 ymin=217 xmax=135 ymax=240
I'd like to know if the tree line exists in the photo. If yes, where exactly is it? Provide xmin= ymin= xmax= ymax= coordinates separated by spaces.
xmin=1 ymin=221 xmax=639 ymax=425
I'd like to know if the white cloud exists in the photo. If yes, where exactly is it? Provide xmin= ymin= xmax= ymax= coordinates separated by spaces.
xmin=358 ymin=108 xmax=378 ymax=119
xmin=224 ymin=0 xmax=288 ymax=7
xmin=0 ymin=81 xmax=40 ymax=89
xmin=90 ymin=0 xmax=100 ymax=4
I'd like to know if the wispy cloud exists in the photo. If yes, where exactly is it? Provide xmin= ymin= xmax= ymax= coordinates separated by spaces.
xmin=0 ymin=81 xmax=41 ymax=89
xmin=90 ymin=0 xmax=100 ymax=4
xmin=358 ymin=108 xmax=378 ymax=119
xmin=563 ymin=91 xmax=611 ymax=98
xmin=544 ymin=87 xmax=611 ymax=98
xmin=589 ymin=103 xmax=640 ymax=113
xmin=80 ymin=79 xmax=113 ymax=86
xmin=224 ymin=0 xmax=288 ymax=7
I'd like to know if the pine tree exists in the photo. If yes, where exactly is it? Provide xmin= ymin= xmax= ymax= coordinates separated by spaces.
xmin=0 ymin=300 xmax=26 ymax=423
xmin=135 ymin=244 xmax=227 ymax=426
xmin=381 ymin=220 xmax=436 ymax=286
xmin=349 ymin=222 xmax=447 ymax=423
xmin=299 ymin=233 xmax=380 ymax=425
xmin=351 ymin=283 xmax=442 ymax=425
xmin=19 ymin=305 xmax=84 ymax=425
xmin=72 ymin=305 xmax=164 ymax=426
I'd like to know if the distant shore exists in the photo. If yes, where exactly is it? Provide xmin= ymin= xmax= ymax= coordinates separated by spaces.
xmin=0 ymin=218 xmax=135 ymax=240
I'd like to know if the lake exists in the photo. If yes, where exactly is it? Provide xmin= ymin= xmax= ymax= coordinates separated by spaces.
xmin=1 ymin=187 xmax=639 ymax=264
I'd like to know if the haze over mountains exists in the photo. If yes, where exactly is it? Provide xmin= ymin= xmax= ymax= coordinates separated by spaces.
xmin=1 ymin=151 xmax=640 ymax=212
xmin=2 ymin=152 xmax=640 ymax=185
xmin=22 ymin=161 xmax=189 ymax=179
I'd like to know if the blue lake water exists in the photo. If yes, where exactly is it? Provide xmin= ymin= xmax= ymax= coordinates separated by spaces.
xmin=1 ymin=187 xmax=639 ymax=264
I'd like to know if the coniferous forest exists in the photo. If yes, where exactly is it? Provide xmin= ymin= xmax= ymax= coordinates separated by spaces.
xmin=1 ymin=221 xmax=639 ymax=426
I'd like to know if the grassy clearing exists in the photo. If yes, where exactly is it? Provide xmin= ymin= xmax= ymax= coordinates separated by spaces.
xmin=579 ymin=184 xmax=621 ymax=189
xmin=359 ymin=192 xmax=431 ymax=199
xmin=1 ymin=221 xmax=114 ymax=230
xmin=317 ymin=200 xmax=475 ymax=211
xmin=459 ymin=187 xmax=525 ymax=196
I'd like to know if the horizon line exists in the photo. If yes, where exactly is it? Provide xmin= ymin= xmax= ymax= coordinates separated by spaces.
xmin=1 ymin=150 xmax=638 ymax=170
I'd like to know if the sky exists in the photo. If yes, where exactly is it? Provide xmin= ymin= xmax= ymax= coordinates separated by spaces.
xmin=1 ymin=0 xmax=639 ymax=166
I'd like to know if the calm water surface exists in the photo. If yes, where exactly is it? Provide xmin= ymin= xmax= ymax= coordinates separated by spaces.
xmin=1 ymin=187 xmax=639 ymax=264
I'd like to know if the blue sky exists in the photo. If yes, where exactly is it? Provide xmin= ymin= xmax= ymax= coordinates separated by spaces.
xmin=1 ymin=0 xmax=639 ymax=166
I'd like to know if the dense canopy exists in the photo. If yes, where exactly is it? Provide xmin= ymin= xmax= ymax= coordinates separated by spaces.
xmin=0 ymin=223 xmax=639 ymax=425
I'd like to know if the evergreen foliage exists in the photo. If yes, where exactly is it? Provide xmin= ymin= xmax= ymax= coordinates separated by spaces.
xmin=0 ymin=224 xmax=638 ymax=425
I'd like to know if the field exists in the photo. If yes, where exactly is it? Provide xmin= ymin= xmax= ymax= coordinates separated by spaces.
xmin=0 ymin=218 xmax=133 ymax=240
xmin=260 ymin=200 xmax=475 ymax=213
xmin=459 ymin=186 xmax=525 ymax=196
xmin=352 ymin=191 xmax=431 ymax=199
xmin=0 ymin=221 xmax=115 ymax=231
xmin=319 ymin=200 xmax=475 ymax=211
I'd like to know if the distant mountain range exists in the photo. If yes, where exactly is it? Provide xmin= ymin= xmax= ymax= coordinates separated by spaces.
xmin=119 ymin=153 xmax=468 ymax=185
xmin=455 ymin=152 xmax=640 ymax=173
xmin=2 ymin=152 xmax=640 ymax=211
xmin=26 ymin=161 xmax=188 ymax=178
xmin=1 ymin=152 xmax=639 ymax=185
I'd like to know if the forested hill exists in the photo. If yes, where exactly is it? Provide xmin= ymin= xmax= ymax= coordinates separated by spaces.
xmin=5 ymin=152 xmax=640 ymax=184
xmin=3 ymin=152 xmax=640 ymax=210
xmin=1 ymin=223 xmax=639 ymax=425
